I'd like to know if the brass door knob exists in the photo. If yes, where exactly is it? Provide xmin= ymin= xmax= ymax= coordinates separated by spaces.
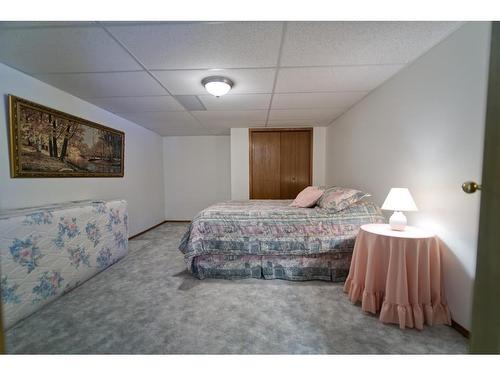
xmin=462 ymin=181 xmax=482 ymax=194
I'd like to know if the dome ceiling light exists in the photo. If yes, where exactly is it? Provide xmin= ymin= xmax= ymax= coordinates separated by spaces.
xmin=201 ymin=76 xmax=234 ymax=97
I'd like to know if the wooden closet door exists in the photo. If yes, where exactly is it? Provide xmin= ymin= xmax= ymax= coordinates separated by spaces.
xmin=250 ymin=131 xmax=281 ymax=199
xmin=280 ymin=131 xmax=312 ymax=199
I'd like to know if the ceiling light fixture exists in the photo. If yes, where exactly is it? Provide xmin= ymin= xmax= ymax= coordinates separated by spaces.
xmin=201 ymin=76 xmax=234 ymax=97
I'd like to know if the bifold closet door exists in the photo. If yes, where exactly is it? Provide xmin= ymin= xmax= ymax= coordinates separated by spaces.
xmin=250 ymin=131 xmax=281 ymax=199
xmin=280 ymin=131 xmax=312 ymax=199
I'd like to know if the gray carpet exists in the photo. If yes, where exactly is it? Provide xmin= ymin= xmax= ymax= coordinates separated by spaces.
xmin=5 ymin=223 xmax=468 ymax=354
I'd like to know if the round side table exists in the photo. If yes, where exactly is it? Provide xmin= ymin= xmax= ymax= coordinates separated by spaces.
xmin=344 ymin=223 xmax=451 ymax=330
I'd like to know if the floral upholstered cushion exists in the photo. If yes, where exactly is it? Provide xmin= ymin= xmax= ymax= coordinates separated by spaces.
xmin=0 ymin=199 xmax=128 ymax=329
xmin=317 ymin=186 xmax=370 ymax=212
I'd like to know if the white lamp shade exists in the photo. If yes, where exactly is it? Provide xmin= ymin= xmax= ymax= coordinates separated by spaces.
xmin=381 ymin=188 xmax=418 ymax=212
xmin=204 ymin=81 xmax=232 ymax=97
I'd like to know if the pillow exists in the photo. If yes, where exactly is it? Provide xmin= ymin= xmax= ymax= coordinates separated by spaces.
xmin=317 ymin=186 xmax=370 ymax=212
xmin=290 ymin=186 xmax=324 ymax=208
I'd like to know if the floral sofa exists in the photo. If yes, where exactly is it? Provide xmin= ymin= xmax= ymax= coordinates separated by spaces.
xmin=0 ymin=199 xmax=128 ymax=329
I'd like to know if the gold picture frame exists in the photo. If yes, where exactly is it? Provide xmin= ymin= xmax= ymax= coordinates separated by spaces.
xmin=8 ymin=95 xmax=125 ymax=178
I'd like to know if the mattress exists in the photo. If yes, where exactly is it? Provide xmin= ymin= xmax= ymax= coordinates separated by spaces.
xmin=0 ymin=199 xmax=128 ymax=329
xmin=179 ymin=199 xmax=384 ymax=280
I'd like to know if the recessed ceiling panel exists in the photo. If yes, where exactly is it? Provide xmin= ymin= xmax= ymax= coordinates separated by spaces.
xmin=191 ymin=110 xmax=267 ymax=127
xmin=199 ymin=94 xmax=272 ymax=111
xmin=268 ymin=108 xmax=345 ymax=126
xmin=151 ymin=127 xmax=215 ymax=136
xmin=281 ymin=21 xmax=462 ymax=66
xmin=117 ymin=111 xmax=207 ymax=136
xmin=0 ymin=26 xmax=142 ymax=73
xmin=275 ymin=65 xmax=404 ymax=93
xmin=118 ymin=110 xmax=199 ymax=126
xmin=267 ymin=118 xmax=332 ymax=127
xmin=272 ymin=92 xmax=368 ymax=110
xmin=174 ymin=95 xmax=207 ymax=111
xmin=107 ymin=22 xmax=284 ymax=70
xmin=141 ymin=123 xmax=212 ymax=136
xmin=0 ymin=22 xmax=97 ymax=28
xmin=86 ymin=95 xmax=184 ymax=113
xmin=153 ymin=68 xmax=275 ymax=95
xmin=266 ymin=120 xmax=326 ymax=127
xmin=34 ymin=71 xmax=166 ymax=98
xmin=269 ymin=108 xmax=344 ymax=122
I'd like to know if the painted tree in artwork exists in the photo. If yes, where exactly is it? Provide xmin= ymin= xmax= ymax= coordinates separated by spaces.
xmin=111 ymin=134 xmax=122 ymax=160
xmin=20 ymin=107 xmax=46 ymax=151
xmin=47 ymin=114 xmax=66 ymax=158
xmin=99 ymin=131 xmax=120 ymax=161
xmin=58 ymin=120 xmax=84 ymax=162
xmin=89 ymin=129 xmax=119 ymax=162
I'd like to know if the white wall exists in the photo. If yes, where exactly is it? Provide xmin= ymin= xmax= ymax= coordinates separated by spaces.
xmin=325 ymin=22 xmax=491 ymax=329
xmin=163 ymin=136 xmax=231 ymax=220
xmin=230 ymin=127 xmax=327 ymax=199
xmin=0 ymin=63 xmax=165 ymax=237
xmin=313 ymin=127 xmax=326 ymax=186
xmin=230 ymin=128 xmax=250 ymax=200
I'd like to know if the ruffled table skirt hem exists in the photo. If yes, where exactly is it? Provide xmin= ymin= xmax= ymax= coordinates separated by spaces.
xmin=344 ymin=279 xmax=452 ymax=330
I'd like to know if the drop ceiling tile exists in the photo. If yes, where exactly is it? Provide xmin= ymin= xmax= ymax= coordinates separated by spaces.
xmin=174 ymin=95 xmax=207 ymax=111
xmin=191 ymin=110 xmax=267 ymax=127
xmin=0 ymin=22 xmax=97 ymax=28
xmin=86 ymin=96 xmax=184 ymax=113
xmin=34 ymin=71 xmax=166 ymax=98
xmin=107 ymin=22 xmax=283 ymax=69
xmin=268 ymin=108 xmax=345 ymax=126
xmin=210 ymin=128 xmax=232 ymax=135
xmin=267 ymin=120 xmax=327 ymax=127
xmin=281 ymin=21 xmax=462 ymax=66
xmin=268 ymin=118 xmax=332 ymax=127
xmin=0 ymin=26 xmax=141 ymax=73
xmin=208 ymin=123 xmax=266 ymax=129
xmin=144 ymin=124 xmax=212 ymax=136
xmin=269 ymin=108 xmax=344 ymax=121
xmin=275 ymin=65 xmax=404 ymax=93
xmin=272 ymin=92 xmax=367 ymax=110
xmin=198 ymin=94 xmax=272 ymax=111
xmin=117 ymin=111 xmax=198 ymax=126
xmin=153 ymin=69 xmax=275 ymax=95
xmin=117 ymin=111 xmax=207 ymax=136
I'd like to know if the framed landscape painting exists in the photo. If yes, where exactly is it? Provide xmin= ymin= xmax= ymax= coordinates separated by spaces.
xmin=8 ymin=95 xmax=124 ymax=178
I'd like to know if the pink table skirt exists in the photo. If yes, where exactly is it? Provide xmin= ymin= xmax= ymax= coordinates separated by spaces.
xmin=343 ymin=224 xmax=451 ymax=330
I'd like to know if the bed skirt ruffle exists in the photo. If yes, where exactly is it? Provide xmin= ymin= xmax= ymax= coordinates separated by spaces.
xmin=190 ymin=252 xmax=353 ymax=282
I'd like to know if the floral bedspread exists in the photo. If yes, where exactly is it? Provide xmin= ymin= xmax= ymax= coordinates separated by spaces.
xmin=0 ymin=199 xmax=128 ymax=329
xmin=179 ymin=200 xmax=384 ymax=266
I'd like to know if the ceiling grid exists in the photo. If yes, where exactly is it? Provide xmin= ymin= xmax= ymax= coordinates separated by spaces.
xmin=99 ymin=22 xmax=214 ymax=135
xmin=0 ymin=21 xmax=464 ymax=136
xmin=264 ymin=21 xmax=288 ymax=127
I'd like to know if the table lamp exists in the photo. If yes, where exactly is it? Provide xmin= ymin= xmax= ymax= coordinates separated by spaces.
xmin=381 ymin=188 xmax=418 ymax=231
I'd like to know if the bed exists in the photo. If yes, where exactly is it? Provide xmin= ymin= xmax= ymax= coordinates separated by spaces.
xmin=179 ymin=199 xmax=384 ymax=282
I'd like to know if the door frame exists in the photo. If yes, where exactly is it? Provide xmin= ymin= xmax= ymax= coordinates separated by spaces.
xmin=248 ymin=127 xmax=313 ymax=199
xmin=470 ymin=21 xmax=500 ymax=353
xmin=0 ymin=262 xmax=3 ymax=353
xmin=0 ymin=301 xmax=3 ymax=354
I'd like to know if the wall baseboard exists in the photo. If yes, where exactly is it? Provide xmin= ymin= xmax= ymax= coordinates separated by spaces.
xmin=128 ymin=220 xmax=191 ymax=240
xmin=129 ymin=221 xmax=166 ymax=240
xmin=451 ymin=319 xmax=470 ymax=339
